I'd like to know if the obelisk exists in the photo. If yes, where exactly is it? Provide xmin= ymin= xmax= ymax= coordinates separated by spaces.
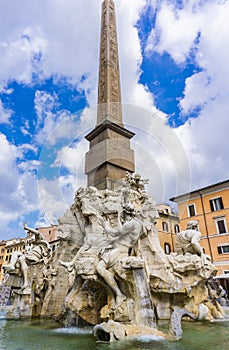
xmin=85 ymin=0 xmax=135 ymax=190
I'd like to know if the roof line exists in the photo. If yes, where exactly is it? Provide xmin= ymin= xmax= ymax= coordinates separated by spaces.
xmin=170 ymin=178 xmax=229 ymax=201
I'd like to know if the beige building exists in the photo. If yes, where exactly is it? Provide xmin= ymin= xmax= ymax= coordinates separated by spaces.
xmin=0 ymin=237 xmax=26 ymax=282
xmin=170 ymin=179 xmax=229 ymax=287
xmin=3 ymin=238 xmax=26 ymax=264
xmin=155 ymin=204 xmax=180 ymax=255
xmin=0 ymin=241 xmax=6 ymax=282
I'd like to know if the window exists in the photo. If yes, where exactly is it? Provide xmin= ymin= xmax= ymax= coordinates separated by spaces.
xmin=49 ymin=230 xmax=51 ymax=235
xmin=162 ymin=222 xmax=169 ymax=232
xmin=174 ymin=224 xmax=180 ymax=233
xmin=188 ymin=204 xmax=196 ymax=217
xmin=210 ymin=197 xmax=224 ymax=212
xmin=164 ymin=243 xmax=171 ymax=255
xmin=218 ymin=245 xmax=229 ymax=254
xmin=215 ymin=217 xmax=227 ymax=234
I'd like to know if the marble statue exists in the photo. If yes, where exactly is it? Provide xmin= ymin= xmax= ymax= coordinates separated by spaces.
xmin=1 ymin=174 xmax=224 ymax=340
xmin=60 ymin=201 xmax=147 ymax=310
xmin=96 ymin=203 xmax=146 ymax=307
xmin=174 ymin=220 xmax=205 ymax=265
xmin=125 ymin=172 xmax=149 ymax=193
xmin=3 ymin=225 xmax=51 ymax=291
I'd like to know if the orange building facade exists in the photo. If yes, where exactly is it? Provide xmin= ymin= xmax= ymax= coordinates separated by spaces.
xmin=171 ymin=179 xmax=229 ymax=278
xmin=155 ymin=204 xmax=180 ymax=255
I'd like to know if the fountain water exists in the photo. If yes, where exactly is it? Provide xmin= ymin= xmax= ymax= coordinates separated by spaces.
xmin=0 ymin=285 xmax=11 ymax=306
xmin=132 ymin=268 xmax=156 ymax=328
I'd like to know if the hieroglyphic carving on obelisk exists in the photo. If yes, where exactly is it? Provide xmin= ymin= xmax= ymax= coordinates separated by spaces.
xmin=85 ymin=0 xmax=135 ymax=189
xmin=97 ymin=0 xmax=123 ymax=126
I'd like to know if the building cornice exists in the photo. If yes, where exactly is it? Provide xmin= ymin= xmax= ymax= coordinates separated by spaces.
xmin=170 ymin=179 xmax=229 ymax=203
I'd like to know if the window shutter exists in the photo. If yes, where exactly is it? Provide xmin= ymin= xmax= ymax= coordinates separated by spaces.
xmin=217 ymin=220 xmax=226 ymax=234
xmin=209 ymin=199 xmax=214 ymax=211
xmin=219 ymin=197 xmax=224 ymax=209
xmin=188 ymin=204 xmax=196 ymax=217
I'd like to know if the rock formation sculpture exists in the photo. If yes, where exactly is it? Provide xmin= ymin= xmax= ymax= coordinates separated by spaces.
xmin=1 ymin=174 xmax=224 ymax=340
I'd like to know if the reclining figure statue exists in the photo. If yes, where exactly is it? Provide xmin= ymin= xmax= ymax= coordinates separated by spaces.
xmin=174 ymin=220 xmax=205 ymax=265
xmin=3 ymin=224 xmax=51 ymax=290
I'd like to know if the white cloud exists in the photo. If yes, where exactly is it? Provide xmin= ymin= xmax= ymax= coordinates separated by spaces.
xmin=0 ymin=0 xmax=153 ymax=108
xmin=35 ymin=90 xmax=58 ymax=126
xmin=0 ymin=26 xmax=47 ymax=86
xmin=34 ymin=90 xmax=65 ymax=145
xmin=0 ymin=0 xmax=99 ymax=88
xmin=18 ymin=159 xmax=40 ymax=172
xmin=177 ymin=1 xmax=229 ymax=188
xmin=20 ymin=119 xmax=32 ymax=136
xmin=117 ymin=0 xmax=155 ymax=110
xmin=122 ymin=104 xmax=191 ymax=202
xmin=146 ymin=0 xmax=203 ymax=63
xmin=18 ymin=144 xmax=38 ymax=154
xmin=33 ymin=90 xmax=94 ymax=148
xmin=54 ymin=140 xmax=88 ymax=176
xmin=178 ymin=1 xmax=229 ymax=114
xmin=176 ymin=94 xmax=229 ymax=189
xmin=37 ymin=175 xmax=79 ymax=225
xmin=0 ymin=134 xmax=40 ymax=237
xmin=145 ymin=0 xmax=229 ymax=190
xmin=0 ymin=99 xmax=13 ymax=124
xmin=0 ymin=0 xmax=155 ymax=123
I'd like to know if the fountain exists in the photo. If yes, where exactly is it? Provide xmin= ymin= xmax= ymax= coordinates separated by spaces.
xmin=0 ymin=0 xmax=226 ymax=345
xmin=1 ymin=173 xmax=224 ymax=342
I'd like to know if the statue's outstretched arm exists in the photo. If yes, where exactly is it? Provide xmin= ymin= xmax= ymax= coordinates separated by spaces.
xmin=24 ymin=223 xmax=43 ymax=240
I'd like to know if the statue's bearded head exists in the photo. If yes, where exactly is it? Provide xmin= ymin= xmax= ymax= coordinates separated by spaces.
xmin=186 ymin=220 xmax=199 ymax=230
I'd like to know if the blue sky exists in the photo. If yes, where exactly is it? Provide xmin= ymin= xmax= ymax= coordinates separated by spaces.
xmin=0 ymin=0 xmax=229 ymax=239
